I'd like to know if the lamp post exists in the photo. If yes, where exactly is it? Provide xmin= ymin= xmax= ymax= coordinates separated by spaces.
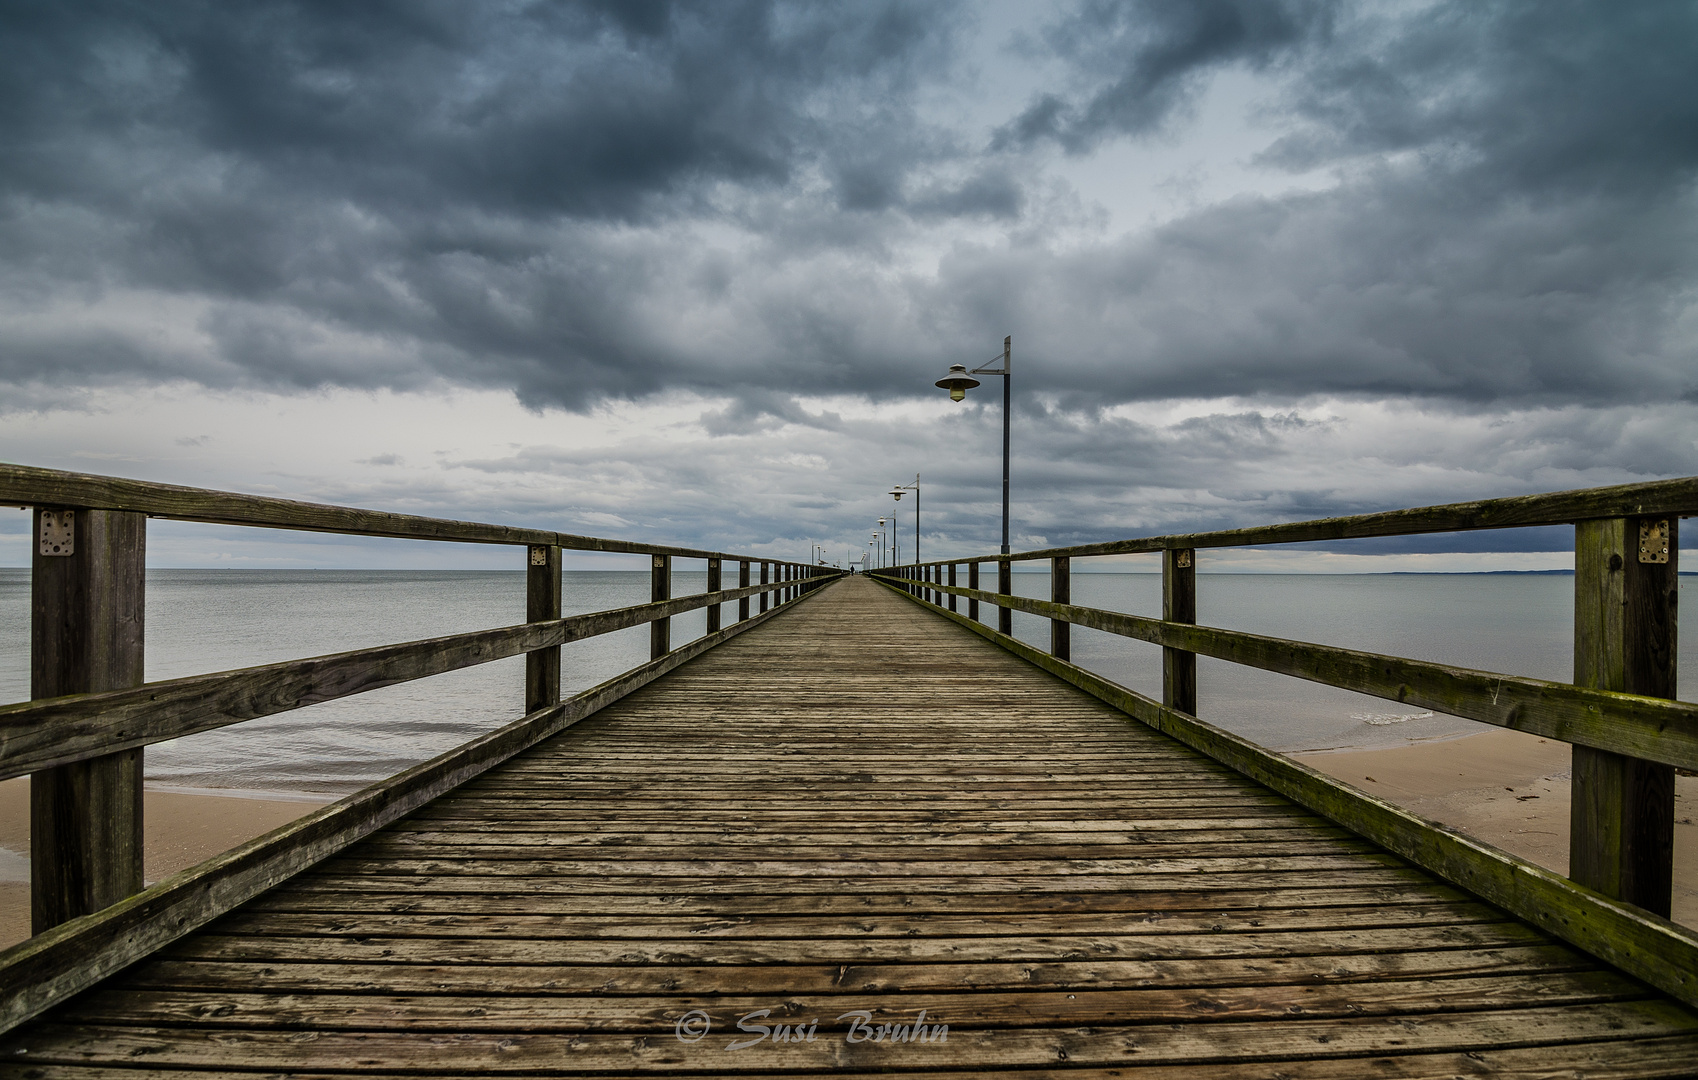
xmin=936 ymin=336 xmax=1011 ymax=555
xmin=890 ymin=475 xmax=919 ymax=565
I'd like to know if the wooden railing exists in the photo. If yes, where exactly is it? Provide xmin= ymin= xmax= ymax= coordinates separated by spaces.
xmin=874 ymin=476 xmax=1698 ymax=1007
xmin=0 ymin=463 xmax=841 ymax=1029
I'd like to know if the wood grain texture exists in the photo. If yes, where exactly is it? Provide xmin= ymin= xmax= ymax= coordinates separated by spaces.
xmin=3 ymin=575 xmax=1694 ymax=1076
xmin=876 ymin=576 xmax=1698 ymax=1014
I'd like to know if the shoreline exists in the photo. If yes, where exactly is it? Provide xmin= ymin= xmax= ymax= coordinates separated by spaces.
xmin=1294 ymin=727 xmax=1697 ymax=929
xmin=0 ymin=777 xmax=332 ymax=950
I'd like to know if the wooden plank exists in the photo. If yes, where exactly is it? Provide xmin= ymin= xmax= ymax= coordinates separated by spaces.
xmin=10 ymin=1002 xmax=1696 ymax=1071
xmin=208 ymin=903 xmax=1505 ymax=940
xmin=239 ymin=883 xmax=1471 ymax=915
xmin=0 ymin=584 xmax=829 ymax=1035
xmin=161 ymin=922 xmax=1545 ymax=964
xmin=29 ymin=507 xmax=146 ymax=935
xmin=0 ymin=579 xmax=787 ymax=780
xmin=55 ymin=971 xmax=1650 ymax=1030
xmin=918 ymin=580 xmax=1698 ymax=770
xmin=118 ymin=944 xmax=1596 ymax=995
xmin=876 ymin=578 xmax=1698 ymax=1009
xmin=8 ymin=1037 xmax=1698 ymax=1080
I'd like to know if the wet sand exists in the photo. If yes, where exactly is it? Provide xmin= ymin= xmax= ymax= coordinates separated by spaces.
xmin=1295 ymin=727 xmax=1698 ymax=929
xmin=0 ymin=777 xmax=330 ymax=950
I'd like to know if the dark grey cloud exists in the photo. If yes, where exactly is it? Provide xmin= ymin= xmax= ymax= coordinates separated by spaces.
xmin=2 ymin=0 xmax=1696 ymax=445
xmin=998 ymin=0 xmax=1338 ymax=152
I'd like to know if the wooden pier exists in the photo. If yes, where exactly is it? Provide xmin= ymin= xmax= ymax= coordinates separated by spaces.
xmin=2 ymin=465 xmax=1698 ymax=1075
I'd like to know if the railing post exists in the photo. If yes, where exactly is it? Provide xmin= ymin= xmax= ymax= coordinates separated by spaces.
xmin=525 ymin=544 xmax=561 ymax=714
xmin=947 ymin=563 xmax=958 ymax=612
xmin=30 ymin=507 xmax=145 ymax=934
xmin=760 ymin=561 xmax=770 ymax=613
xmin=1571 ymin=517 xmax=1677 ymax=915
xmin=739 ymin=560 xmax=751 ymax=621
xmin=650 ymin=554 xmax=671 ymax=659
xmin=1051 ymin=556 xmax=1071 ymax=661
xmin=706 ymin=557 xmax=722 ymax=634
xmin=968 ymin=562 xmax=980 ymax=621
xmin=1163 ymin=547 xmax=1197 ymax=715
xmin=997 ymin=558 xmax=1013 ymax=635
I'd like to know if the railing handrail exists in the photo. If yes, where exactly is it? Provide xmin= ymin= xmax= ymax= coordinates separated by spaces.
xmin=894 ymin=474 xmax=1698 ymax=566
xmin=0 ymin=462 xmax=773 ymax=563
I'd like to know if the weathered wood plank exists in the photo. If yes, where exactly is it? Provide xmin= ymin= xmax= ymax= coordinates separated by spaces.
xmin=10 ymin=1002 xmax=1697 ymax=1071
xmin=56 ymin=971 xmax=1649 ymax=1030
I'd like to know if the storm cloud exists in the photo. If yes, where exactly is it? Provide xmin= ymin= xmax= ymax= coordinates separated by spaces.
xmin=2 ymin=0 xmax=1696 ymax=557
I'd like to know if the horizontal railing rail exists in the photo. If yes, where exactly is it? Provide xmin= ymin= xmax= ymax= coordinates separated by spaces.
xmin=0 ymin=461 xmax=845 ymax=1032
xmin=0 ymin=581 xmax=780 ymax=781
xmin=910 ymin=581 xmax=1698 ymax=771
xmin=913 ymin=475 xmax=1698 ymax=564
xmin=0 ymin=462 xmax=746 ymax=560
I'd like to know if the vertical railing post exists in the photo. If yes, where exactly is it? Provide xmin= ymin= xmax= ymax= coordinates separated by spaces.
xmin=31 ymin=507 xmax=145 ymax=934
xmin=1571 ymin=517 xmax=1677 ymax=915
xmin=760 ymin=561 xmax=770 ymax=613
xmin=526 ymin=544 xmax=561 ymax=714
xmin=739 ymin=560 xmax=751 ymax=621
xmin=1051 ymin=556 xmax=1071 ymax=661
xmin=997 ymin=558 xmax=1013 ymax=635
xmin=706 ymin=557 xmax=722 ymax=634
xmin=968 ymin=562 xmax=980 ymax=622
xmin=650 ymin=554 xmax=671 ymax=659
xmin=947 ymin=563 xmax=958 ymax=612
xmin=1163 ymin=548 xmax=1197 ymax=715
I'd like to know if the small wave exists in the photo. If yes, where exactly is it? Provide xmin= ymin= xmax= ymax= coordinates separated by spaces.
xmin=1353 ymin=710 xmax=1435 ymax=726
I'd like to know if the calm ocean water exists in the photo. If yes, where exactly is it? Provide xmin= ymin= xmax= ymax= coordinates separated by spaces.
xmin=0 ymin=570 xmax=1691 ymax=793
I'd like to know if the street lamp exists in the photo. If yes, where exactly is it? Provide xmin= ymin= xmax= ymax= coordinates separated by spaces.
xmin=890 ymin=474 xmax=918 ymax=564
xmin=936 ymin=335 xmax=1011 ymax=555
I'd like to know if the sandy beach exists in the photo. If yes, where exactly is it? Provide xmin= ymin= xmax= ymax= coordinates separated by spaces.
xmin=0 ymin=777 xmax=331 ymax=950
xmin=1296 ymin=727 xmax=1698 ymax=929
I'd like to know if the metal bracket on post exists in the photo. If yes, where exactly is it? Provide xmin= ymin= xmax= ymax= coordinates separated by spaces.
xmin=39 ymin=510 xmax=74 ymax=556
xmin=1638 ymin=520 xmax=1670 ymax=564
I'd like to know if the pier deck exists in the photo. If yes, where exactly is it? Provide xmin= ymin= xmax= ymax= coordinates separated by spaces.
xmin=4 ymin=575 xmax=1697 ymax=1076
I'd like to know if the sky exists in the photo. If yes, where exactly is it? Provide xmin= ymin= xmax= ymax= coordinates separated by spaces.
xmin=3 ymin=0 xmax=1696 ymax=571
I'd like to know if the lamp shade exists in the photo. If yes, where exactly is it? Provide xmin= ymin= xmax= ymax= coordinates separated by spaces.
xmin=935 ymin=364 xmax=980 ymax=402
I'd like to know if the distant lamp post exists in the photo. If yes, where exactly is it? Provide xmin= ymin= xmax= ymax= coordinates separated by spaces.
xmin=890 ymin=475 xmax=919 ymax=564
xmin=936 ymin=335 xmax=1011 ymax=555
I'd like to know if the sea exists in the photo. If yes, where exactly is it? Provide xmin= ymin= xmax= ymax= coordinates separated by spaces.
xmin=0 ymin=569 xmax=1692 ymax=795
